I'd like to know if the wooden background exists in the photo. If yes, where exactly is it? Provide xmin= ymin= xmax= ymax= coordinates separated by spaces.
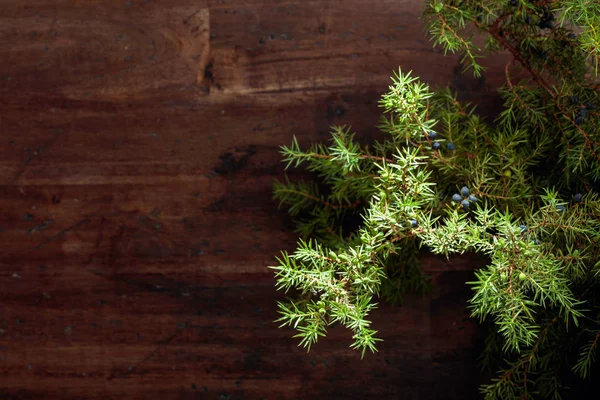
xmin=0 ymin=1 xmax=509 ymax=399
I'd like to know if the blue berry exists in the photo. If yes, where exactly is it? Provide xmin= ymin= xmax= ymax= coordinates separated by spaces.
xmin=573 ymin=193 xmax=582 ymax=203
xmin=461 ymin=186 xmax=469 ymax=196
xmin=568 ymin=33 xmax=576 ymax=40
xmin=461 ymin=200 xmax=470 ymax=209
xmin=432 ymin=142 xmax=441 ymax=150
xmin=579 ymin=108 xmax=589 ymax=118
xmin=571 ymin=95 xmax=579 ymax=104
xmin=519 ymin=224 xmax=528 ymax=233
xmin=587 ymin=103 xmax=596 ymax=110
xmin=428 ymin=131 xmax=437 ymax=140
xmin=536 ymin=50 xmax=547 ymax=60
xmin=539 ymin=12 xmax=554 ymax=29
xmin=557 ymin=205 xmax=566 ymax=212
xmin=452 ymin=193 xmax=462 ymax=203
xmin=411 ymin=219 xmax=418 ymax=228
xmin=447 ymin=142 xmax=455 ymax=151
xmin=575 ymin=116 xmax=585 ymax=125
xmin=438 ymin=192 xmax=445 ymax=200
xmin=468 ymin=195 xmax=477 ymax=203
xmin=510 ymin=0 xmax=517 ymax=6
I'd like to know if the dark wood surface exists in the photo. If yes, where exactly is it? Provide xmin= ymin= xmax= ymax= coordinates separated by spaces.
xmin=0 ymin=1 xmax=507 ymax=398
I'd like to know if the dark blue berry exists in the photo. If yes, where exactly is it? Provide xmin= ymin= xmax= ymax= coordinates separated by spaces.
xmin=519 ymin=224 xmax=528 ymax=233
xmin=438 ymin=192 xmax=445 ymax=200
xmin=447 ymin=142 xmax=455 ymax=151
xmin=477 ymin=15 xmax=483 ymax=22
xmin=525 ymin=15 xmax=531 ymax=24
xmin=543 ymin=11 xmax=555 ymax=22
xmin=428 ymin=131 xmax=437 ymax=140
xmin=571 ymin=95 xmax=579 ymax=104
xmin=557 ymin=205 xmax=566 ymax=212
xmin=539 ymin=12 xmax=555 ymax=29
xmin=468 ymin=195 xmax=477 ymax=203
xmin=568 ymin=33 xmax=577 ymax=40
xmin=452 ymin=194 xmax=462 ymax=203
xmin=411 ymin=219 xmax=418 ymax=228
xmin=510 ymin=0 xmax=517 ymax=6
xmin=461 ymin=200 xmax=470 ymax=209
xmin=573 ymin=193 xmax=582 ymax=203
xmin=432 ymin=142 xmax=441 ymax=150
xmin=575 ymin=116 xmax=585 ymax=125
xmin=461 ymin=186 xmax=469 ymax=196
xmin=587 ymin=103 xmax=596 ymax=110
xmin=579 ymin=108 xmax=589 ymax=119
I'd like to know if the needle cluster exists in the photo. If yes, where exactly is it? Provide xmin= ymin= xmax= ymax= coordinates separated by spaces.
xmin=270 ymin=1 xmax=600 ymax=398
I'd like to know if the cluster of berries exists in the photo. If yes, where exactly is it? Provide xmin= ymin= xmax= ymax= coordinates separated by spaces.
xmin=515 ymin=1 xmax=554 ymax=29
xmin=571 ymin=96 xmax=596 ymax=125
xmin=451 ymin=186 xmax=477 ymax=209
xmin=575 ymin=108 xmax=589 ymax=125
xmin=427 ymin=131 xmax=455 ymax=152
xmin=538 ymin=10 xmax=554 ymax=30
xmin=552 ymin=191 xmax=583 ymax=212
xmin=518 ymin=225 xmax=541 ymax=245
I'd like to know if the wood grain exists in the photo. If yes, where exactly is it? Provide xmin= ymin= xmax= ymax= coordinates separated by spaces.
xmin=0 ymin=0 xmax=508 ymax=398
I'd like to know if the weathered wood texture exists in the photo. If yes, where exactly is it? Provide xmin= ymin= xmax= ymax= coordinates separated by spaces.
xmin=0 ymin=1 xmax=508 ymax=399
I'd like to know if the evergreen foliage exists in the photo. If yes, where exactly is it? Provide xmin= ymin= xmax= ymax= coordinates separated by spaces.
xmin=269 ymin=0 xmax=600 ymax=398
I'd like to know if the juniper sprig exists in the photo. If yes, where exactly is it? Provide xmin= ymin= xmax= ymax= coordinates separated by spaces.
xmin=270 ymin=1 xmax=600 ymax=398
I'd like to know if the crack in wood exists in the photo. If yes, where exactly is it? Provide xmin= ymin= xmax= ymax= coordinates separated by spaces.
xmin=9 ymin=128 xmax=63 ymax=185
xmin=35 ymin=217 xmax=92 ymax=250
xmin=106 ymin=326 xmax=185 ymax=381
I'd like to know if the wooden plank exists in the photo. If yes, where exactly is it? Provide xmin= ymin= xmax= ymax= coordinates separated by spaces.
xmin=0 ymin=0 xmax=501 ymax=398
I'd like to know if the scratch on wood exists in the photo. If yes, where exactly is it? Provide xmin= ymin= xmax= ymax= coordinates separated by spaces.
xmin=28 ymin=220 xmax=54 ymax=235
xmin=106 ymin=318 xmax=191 ymax=380
xmin=9 ymin=129 xmax=63 ymax=185
xmin=183 ymin=9 xmax=202 ymax=25
xmin=35 ymin=217 xmax=92 ymax=250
